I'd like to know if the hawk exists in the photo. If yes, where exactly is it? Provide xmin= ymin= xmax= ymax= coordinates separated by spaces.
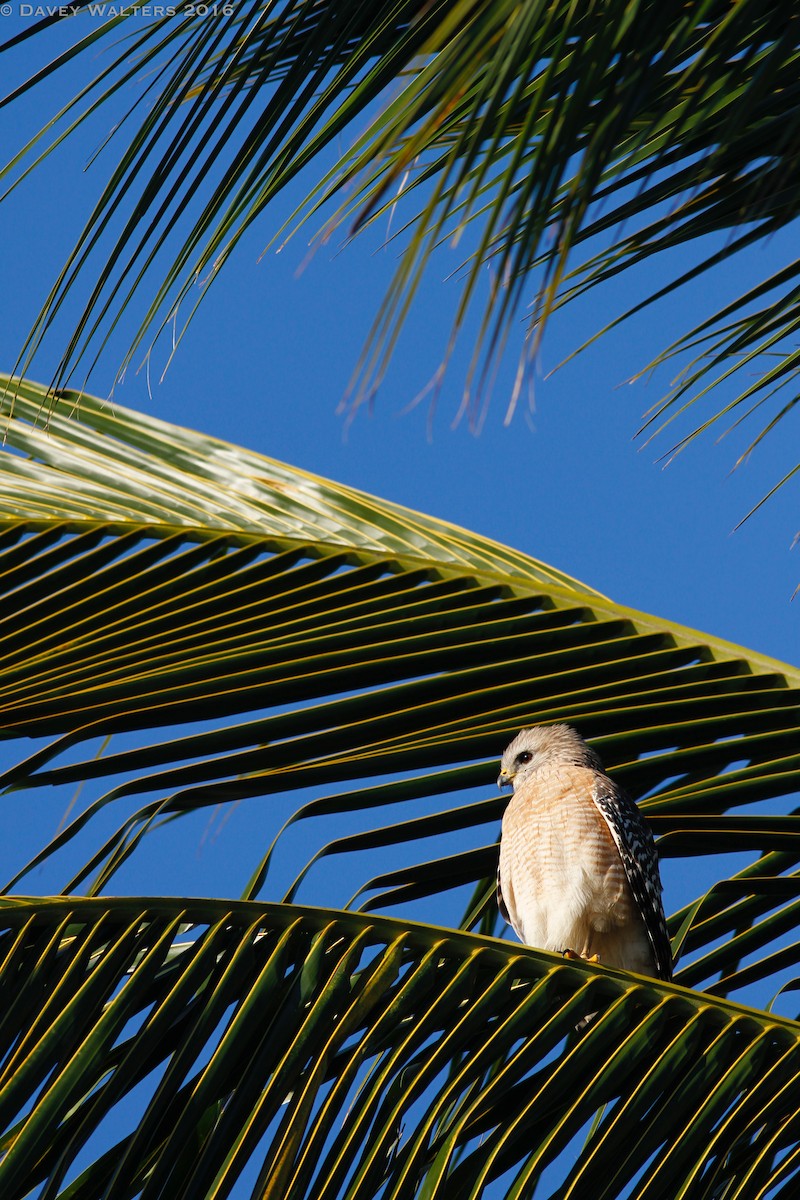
xmin=497 ymin=725 xmax=672 ymax=980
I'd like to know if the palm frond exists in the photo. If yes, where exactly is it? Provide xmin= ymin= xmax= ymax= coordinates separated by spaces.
xmin=2 ymin=381 xmax=800 ymax=1196
xmin=2 ymin=896 xmax=800 ymax=1200
xmin=1 ymin=378 xmax=800 ymax=1019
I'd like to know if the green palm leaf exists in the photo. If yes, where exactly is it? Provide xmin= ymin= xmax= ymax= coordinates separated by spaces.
xmin=2 ymin=376 xmax=800 ymax=1195
xmin=3 ymin=2 xmax=800 ymax=487
xmin=3 ymin=897 xmax=800 ymax=1200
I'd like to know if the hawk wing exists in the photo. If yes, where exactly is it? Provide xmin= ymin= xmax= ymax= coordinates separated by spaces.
xmin=496 ymin=863 xmax=511 ymax=927
xmin=591 ymin=774 xmax=673 ymax=981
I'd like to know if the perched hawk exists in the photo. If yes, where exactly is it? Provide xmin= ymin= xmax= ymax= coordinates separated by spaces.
xmin=497 ymin=725 xmax=672 ymax=980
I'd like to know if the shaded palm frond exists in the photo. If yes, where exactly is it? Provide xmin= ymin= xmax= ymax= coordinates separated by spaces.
xmin=2 ymin=896 xmax=800 ymax=1200
xmin=3 ymin=1 xmax=800 ymax=485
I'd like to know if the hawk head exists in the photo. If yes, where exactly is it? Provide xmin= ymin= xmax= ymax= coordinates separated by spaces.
xmin=497 ymin=724 xmax=602 ymax=789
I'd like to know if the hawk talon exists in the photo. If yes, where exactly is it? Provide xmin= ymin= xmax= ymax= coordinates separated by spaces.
xmin=561 ymin=949 xmax=601 ymax=964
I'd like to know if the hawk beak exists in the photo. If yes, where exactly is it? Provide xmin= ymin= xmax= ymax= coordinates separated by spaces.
xmin=497 ymin=769 xmax=513 ymax=790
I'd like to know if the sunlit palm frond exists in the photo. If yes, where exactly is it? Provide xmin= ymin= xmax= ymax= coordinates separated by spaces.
xmin=1 ymin=377 xmax=799 ymax=1013
xmin=1 ymin=380 xmax=800 ymax=1196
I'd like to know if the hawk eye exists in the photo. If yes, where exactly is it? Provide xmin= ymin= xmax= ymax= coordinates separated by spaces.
xmin=516 ymin=750 xmax=533 ymax=765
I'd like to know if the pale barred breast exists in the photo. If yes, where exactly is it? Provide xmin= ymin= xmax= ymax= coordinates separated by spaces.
xmin=499 ymin=764 xmax=638 ymax=950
